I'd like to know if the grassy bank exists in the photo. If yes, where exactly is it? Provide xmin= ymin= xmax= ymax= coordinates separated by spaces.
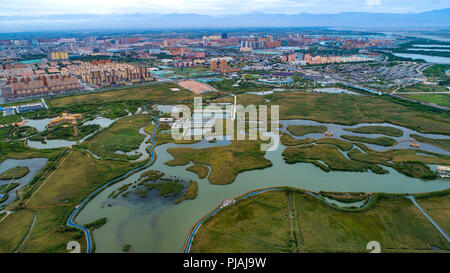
xmin=341 ymin=135 xmax=397 ymax=147
xmin=343 ymin=125 xmax=403 ymax=137
xmin=230 ymin=91 xmax=450 ymax=135
xmin=81 ymin=114 xmax=154 ymax=160
xmin=286 ymin=125 xmax=327 ymax=136
xmin=0 ymin=166 xmax=30 ymax=180
xmin=411 ymin=134 xmax=450 ymax=152
xmin=186 ymin=164 xmax=209 ymax=179
xmin=190 ymin=188 xmax=450 ymax=253
xmin=166 ymin=140 xmax=272 ymax=185
xmin=48 ymin=83 xmax=198 ymax=107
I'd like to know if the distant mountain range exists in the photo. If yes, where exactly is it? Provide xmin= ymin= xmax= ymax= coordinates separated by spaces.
xmin=0 ymin=8 xmax=449 ymax=33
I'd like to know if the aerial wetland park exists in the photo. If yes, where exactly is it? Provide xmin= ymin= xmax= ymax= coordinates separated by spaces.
xmin=0 ymin=23 xmax=450 ymax=254
xmin=0 ymin=77 xmax=449 ymax=253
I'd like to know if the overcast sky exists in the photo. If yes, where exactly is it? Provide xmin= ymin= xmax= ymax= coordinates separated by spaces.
xmin=0 ymin=0 xmax=448 ymax=16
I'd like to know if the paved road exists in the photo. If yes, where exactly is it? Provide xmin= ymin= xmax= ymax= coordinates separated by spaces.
xmin=406 ymin=195 xmax=450 ymax=242
xmin=66 ymin=103 xmax=160 ymax=253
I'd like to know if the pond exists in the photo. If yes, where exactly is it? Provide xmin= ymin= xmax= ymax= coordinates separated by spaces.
xmin=0 ymin=158 xmax=48 ymax=208
xmin=75 ymin=121 xmax=450 ymax=253
xmin=311 ymin=88 xmax=362 ymax=96
xmin=25 ymin=116 xmax=117 ymax=149
xmin=280 ymin=120 xmax=450 ymax=156
xmin=392 ymin=53 xmax=450 ymax=64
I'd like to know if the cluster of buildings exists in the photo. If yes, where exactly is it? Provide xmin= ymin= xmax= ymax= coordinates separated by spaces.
xmin=0 ymin=30 xmax=403 ymax=101
xmin=49 ymin=51 xmax=69 ymax=61
xmin=1 ymin=75 xmax=80 ymax=99
xmin=278 ymin=51 xmax=375 ymax=65
xmin=67 ymin=61 xmax=154 ymax=87
xmin=46 ymin=113 xmax=82 ymax=136
xmin=240 ymin=36 xmax=282 ymax=52
xmin=301 ymin=53 xmax=374 ymax=65
xmin=210 ymin=58 xmax=241 ymax=73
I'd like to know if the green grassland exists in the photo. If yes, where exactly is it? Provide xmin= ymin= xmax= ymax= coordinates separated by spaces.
xmin=341 ymin=135 xmax=397 ymax=147
xmin=423 ymin=64 xmax=450 ymax=80
xmin=405 ymin=94 xmax=450 ymax=108
xmin=283 ymin=140 xmax=450 ymax=179
xmin=0 ymin=166 xmax=29 ymax=180
xmin=81 ymin=114 xmax=153 ymax=160
xmin=165 ymin=140 xmax=272 ymax=185
xmin=48 ymin=83 xmax=199 ymax=107
xmin=398 ymin=83 xmax=448 ymax=93
xmin=410 ymin=134 xmax=450 ymax=152
xmin=343 ymin=125 xmax=403 ymax=137
xmin=137 ymin=180 xmax=185 ymax=199
xmin=0 ymin=126 xmax=38 ymax=141
xmin=216 ymin=91 xmax=450 ymax=135
xmin=315 ymin=138 xmax=353 ymax=151
xmin=18 ymin=149 xmax=145 ymax=252
xmin=17 ymin=206 xmax=86 ymax=253
xmin=175 ymin=181 xmax=199 ymax=204
xmin=283 ymin=144 xmax=387 ymax=174
xmin=280 ymin=134 xmax=314 ymax=146
xmin=31 ymin=124 xmax=100 ymax=142
xmin=25 ymin=149 xmax=139 ymax=207
xmin=186 ymin=164 xmax=209 ymax=179
xmin=416 ymin=193 xmax=450 ymax=235
xmin=0 ymin=183 xmax=19 ymax=203
xmin=190 ymin=189 xmax=450 ymax=253
xmin=0 ymin=209 xmax=35 ymax=253
xmin=286 ymin=125 xmax=327 ymax=136
xmin=145 ymin=123 xmax=200 ymax=146
xmin=347 ymin=143 xmax=450 ymax=179
xmin=191 ymin=190 xmax=295 ymax=253
xmin=0 ymin=115 xmax=21 ymax=125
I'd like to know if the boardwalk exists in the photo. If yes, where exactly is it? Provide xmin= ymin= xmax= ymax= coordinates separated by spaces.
xmin=406 ymin=195 xmax=449 ymax=242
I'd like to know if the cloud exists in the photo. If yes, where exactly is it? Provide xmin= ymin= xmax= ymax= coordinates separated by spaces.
xmin=366 ymin=0 xmax=381 ymax=6
xmin=0 ymin=0 xmax=447 ymax=16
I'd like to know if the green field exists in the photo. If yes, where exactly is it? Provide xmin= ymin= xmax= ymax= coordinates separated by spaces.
xmin=190 ymin=188 xmax=450 ymax=253
xmin=0 ymin=166 xmax=29 ymax=180
xmin=0 ymin=115 xmax=21 ymax=125
xmin=186 ymin=164 xmax=209 ymax=179
xmin=166 ymin=140 xmax=272 ymax=185
xmin=283 ymin=144 xmax=387 ymax=174
xmin=315 ymin=138 xmax=353 ymax=151
xmin=19 ymin=149 xmax=144 ymax=252
xmin=343 ymin=125 xmax=403 ymax=137
xmin=0 ymin=209 xmax=35 ymax=253
xmin=286 ymin=125 xmax=327 ymax=136
xmin=398 ymin=83 xmax=448 ymax=93
xmin=0 ymin=183 xmax=19 ymax=203
xmin=410 ymin=134 xmax=450 ymax=152
xmin=405 ymin=93 xmax=450 ymax=108
xmin=215 ymin=91 xmax=450 ymax=135
xmin=280 ymin=134 xmax=314 ymax=146
xmin=49 ymin=83 xmax=199 ymax=107
xmin=283 ymin=141 xmax=450 ymax=179
xmin=341 ymin=135 xmax=397 ymax=147
xmin=81 ymin=114 xmax=153 ymax=160
xmin=175 ymin=181 xmax=199 ymax=204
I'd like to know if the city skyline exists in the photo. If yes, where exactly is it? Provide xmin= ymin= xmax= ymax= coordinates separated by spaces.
xmin=0 ymin=0 xmax=449 ymax=16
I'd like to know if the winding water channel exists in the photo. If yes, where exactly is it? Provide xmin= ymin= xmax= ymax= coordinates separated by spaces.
xmin=0 ymin=158 xmax=48 ymax=208
xmin=72 ymin=118 xmax=449 ymax=253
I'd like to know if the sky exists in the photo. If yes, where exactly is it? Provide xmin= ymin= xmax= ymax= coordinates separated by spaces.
xmin=0 ymin=0 xmax=448 ymax=16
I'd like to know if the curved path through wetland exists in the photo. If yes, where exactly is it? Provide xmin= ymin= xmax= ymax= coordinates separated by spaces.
xmin=66 ymin=104 xmax=160 ymax=253
xmin=381 ymin=139 xmax=417 ymax=152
